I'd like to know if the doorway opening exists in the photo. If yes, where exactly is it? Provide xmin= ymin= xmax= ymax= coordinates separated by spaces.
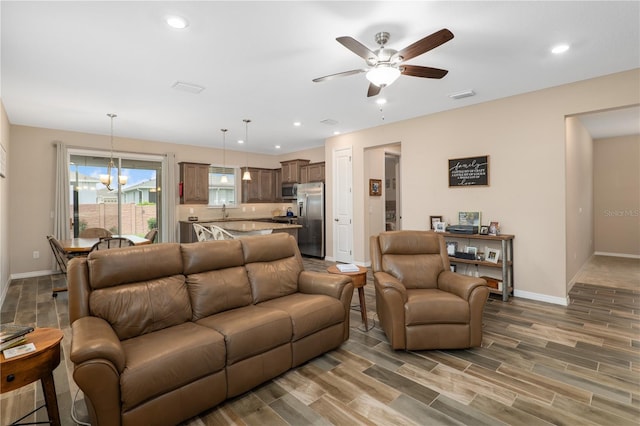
xmin=385 ymin=152 xmax=401 ymax=231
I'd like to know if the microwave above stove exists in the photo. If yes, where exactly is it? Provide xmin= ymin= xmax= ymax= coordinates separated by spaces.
xmin=282 ymin=183 xmax=297 ymax=200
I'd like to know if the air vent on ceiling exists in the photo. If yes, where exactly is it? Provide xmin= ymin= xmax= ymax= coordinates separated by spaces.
xmin=320 ymin=119 xmax=338 ymax=126
xmin=449 ymin=90 xmax=475 ymax=100
xmin=171 ymin=81 xmax=205 ymax=94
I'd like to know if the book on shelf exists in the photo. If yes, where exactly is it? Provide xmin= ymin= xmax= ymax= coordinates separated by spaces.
xmin=336 ymin=263 xmax=360 ymax=273
xmin=0 ymin=324 xmax=34 ymax=343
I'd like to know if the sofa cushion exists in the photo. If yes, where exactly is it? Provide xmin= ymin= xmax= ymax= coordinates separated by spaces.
xmin=405 ymin=289 xmax=469 ymax=325
xmin=258 ymin=293 xmax=345 ymax=341
xmin=90 ymin=275 xmax=192 ymax=340
xmin=120 ymin=322 xmax=226 ymax=411
xmin=88 ymin=243 xmax=183 ymax=289
xmin=181 ymin=240 xmax=244 ymax=275
xmin=245 ymin=257 xmax=301 ymax=303
xmin=196 ymin=305 xmax=292 ymax=365
xmin=187 ymin=266 xmax=252 ymax=320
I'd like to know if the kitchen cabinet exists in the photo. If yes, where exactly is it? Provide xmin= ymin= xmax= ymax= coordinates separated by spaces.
xmin=273 ymin=168 xmax=282 ymax=201
xmin=179 ymin=162 xmax=209 ymax=204
xmin=280 ymin=159 xmax=310 ymax=183
xmin=242 ymin=168 xmax=275 ymax=203
xmin=300 ymin=161 xmax=325 ymax=183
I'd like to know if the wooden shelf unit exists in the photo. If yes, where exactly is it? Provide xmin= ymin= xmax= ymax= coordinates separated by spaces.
xmin=442 ymin=232 xmax=515 ymax=301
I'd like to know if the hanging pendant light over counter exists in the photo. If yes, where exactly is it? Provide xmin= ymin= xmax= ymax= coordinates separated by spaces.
xmin=220 ymin=128 xmax=228 ymax=183
xmin=242 ymin=119 xmax=252 ymax=181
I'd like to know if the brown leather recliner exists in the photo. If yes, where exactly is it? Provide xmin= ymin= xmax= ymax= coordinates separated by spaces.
xmin=370 ymin=231 xmax=489 ymax=350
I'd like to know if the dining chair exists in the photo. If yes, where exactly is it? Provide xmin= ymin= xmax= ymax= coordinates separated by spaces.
xmin=208 ymin=224 xmax=236 ymax=240
xmin=80 ymin=227 xmax=113 ymax=238
xmin=47 ymin=235 xmax=80 ymax=297
xmin=193 ymin=223 xmax=235 ymax=241
xmin=89 ymin=237 xmax=135 ymax=252
xmin=144 ymin=228 xmax=158 ymax=243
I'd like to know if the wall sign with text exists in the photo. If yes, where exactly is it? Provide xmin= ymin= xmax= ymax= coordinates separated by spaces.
xmin=448 ymin=155 xmax=489 ymax=187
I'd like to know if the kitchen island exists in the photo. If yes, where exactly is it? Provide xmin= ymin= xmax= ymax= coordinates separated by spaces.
xmin=180 ymin=220 xmax=301 ymax=243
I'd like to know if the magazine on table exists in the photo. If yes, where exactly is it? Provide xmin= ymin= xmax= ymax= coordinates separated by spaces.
xmin=0 ymin=324 xmax=34 ymax=343
xmin=336 ymin=263 xmax=360 ymax=273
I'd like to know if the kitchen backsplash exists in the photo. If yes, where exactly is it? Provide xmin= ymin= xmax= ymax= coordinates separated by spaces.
xmin=177 ymin=202 xmax=296 ymax=222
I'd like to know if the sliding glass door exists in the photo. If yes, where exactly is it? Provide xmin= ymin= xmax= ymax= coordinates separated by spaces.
xmin=69 ymin=150 xmax=163 ymax=239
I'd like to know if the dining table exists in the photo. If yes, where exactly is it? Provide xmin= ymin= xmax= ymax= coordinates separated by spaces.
xmin=59 ymin=235 xmax=152 ymax=255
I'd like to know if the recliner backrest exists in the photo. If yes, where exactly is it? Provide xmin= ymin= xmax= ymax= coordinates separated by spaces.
xmin=376 ymin=231 xmax=448 ymax=289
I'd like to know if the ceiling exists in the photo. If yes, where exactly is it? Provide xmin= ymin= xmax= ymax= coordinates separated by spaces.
xmin=2 ymin=1 xmax=639 ymax=154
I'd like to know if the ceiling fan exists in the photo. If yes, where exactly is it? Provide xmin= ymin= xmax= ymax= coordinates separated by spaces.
xmin=313 ymin=29 xmax=454 ymax=97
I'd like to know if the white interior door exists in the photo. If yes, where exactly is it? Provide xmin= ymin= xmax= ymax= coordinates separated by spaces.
xmin=333 ymin=147 xmax=353 ymax=263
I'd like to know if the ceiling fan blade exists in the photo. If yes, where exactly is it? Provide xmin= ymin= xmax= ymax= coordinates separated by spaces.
xmin=336 ymin=36 xmax=376 ymax=61
xmin=367 ymin=83 xmax=381 ymax=97
xmin=312 ymin=69 xmax=366 ymax=83
xmin=401 ymin=65 xmax=449 ymax=79
xmin=395 ymin=29 xmax=454 ymax=62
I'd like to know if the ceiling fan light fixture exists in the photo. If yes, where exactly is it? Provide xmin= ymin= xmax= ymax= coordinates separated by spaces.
xmin=366 ymin=65 xmax=401 ymax=87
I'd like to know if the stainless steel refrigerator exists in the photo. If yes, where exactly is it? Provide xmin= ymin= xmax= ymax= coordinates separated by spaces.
xmin=296 ymin=182 xmax=325 ymax=258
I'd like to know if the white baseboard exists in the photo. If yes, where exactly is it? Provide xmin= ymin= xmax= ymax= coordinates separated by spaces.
xmin=594 ymin=251 xmax=640 ymax=259
xmin=10 ymin=269 xmax=57 ymax=280
xmin=514 ymin=289 xmax=569 ymax=306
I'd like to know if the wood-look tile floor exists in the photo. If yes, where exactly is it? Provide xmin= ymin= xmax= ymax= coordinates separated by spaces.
xmin=1 ymin=255 xmax=638 ymax=426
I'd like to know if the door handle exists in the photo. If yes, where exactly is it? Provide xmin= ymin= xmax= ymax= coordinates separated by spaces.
xmin=334 ymin=218 xmax=339 ymax=222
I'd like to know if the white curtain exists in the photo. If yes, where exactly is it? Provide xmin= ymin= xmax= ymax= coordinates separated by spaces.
xmin=164 ymin=152 xmax=177 ymax=242
xmin=53 ymin=141 xmax=70 ymax=240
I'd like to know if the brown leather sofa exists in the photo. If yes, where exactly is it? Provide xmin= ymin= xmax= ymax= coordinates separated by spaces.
xmin=370 ymin=230 xmax=489 ymax=350
xmin=68 ymin=233 xmax=354 ymax=426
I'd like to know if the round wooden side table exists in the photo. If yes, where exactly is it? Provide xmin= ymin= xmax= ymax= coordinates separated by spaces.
xmin=327 ymin=265 xmax=370 ymax=331
xmin=1 ymin=327 xmax=64 ymax=426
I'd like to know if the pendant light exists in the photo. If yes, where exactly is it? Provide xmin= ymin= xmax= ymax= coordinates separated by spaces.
xmin=242 ymin=119 xmax=252 ymax=181
xmin=99 ymin=113 xmax=127 ymax=191
xmin=220 ymin=128 xmax=228 ymax=183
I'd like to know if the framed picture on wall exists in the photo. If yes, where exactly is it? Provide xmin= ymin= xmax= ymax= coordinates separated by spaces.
xmin=369 ymin=179 xmax=382 ymax=196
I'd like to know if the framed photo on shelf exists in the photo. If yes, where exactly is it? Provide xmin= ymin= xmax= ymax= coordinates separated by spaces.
xmin=435 ymin=222 xmax=447 ymax=233
xmin=430 ymin=215 xmax=443 ymax=230
xmin=446 ymin=241 xmax=458 ymax=256
xmin=489 ymin=221 xmax=500 ymax=236
xmin=486 ymin=248 xmax=501 ymax=263
xmin=369 ymin=179 xmax=382 ymax=196
xmin=450 ymin=264 xmax=457 ymax=272
xmin=458 ymin=211 xmax=481 ymax=226
xmin=466 ymin=246 xmax=478 ymax=257
xmin=479 ymin=225 xmax=489 ymax=235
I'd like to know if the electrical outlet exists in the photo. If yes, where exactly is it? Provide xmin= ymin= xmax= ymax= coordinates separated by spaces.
xmin=33 ymin=251 xmax=40 ymax=259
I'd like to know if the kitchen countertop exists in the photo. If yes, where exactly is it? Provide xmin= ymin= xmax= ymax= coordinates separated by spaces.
xmin=205 ymin=221 xmax=301 ymax=232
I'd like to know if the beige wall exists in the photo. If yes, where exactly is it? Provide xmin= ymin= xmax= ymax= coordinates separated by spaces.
xmin=0 ymin=101 xmax=10 ymax=300
xmin=325 ymin=69 xmax=639 ymax=304
xmin=594 ymin=134 xmax=640 ymax=256
xmin=565 ymin=117 xmax=594 ymax=287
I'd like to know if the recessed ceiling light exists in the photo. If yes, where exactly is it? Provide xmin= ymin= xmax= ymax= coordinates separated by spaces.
xmin=551 ymin=44 xmax=570 ymax=54
xmin=166 ymin=16 xmax=188 ymax=29
xmin=376 ymin=98 xmax=387 ymax=105
xmin=275 ymin=145 xmax=281 ymax=149
xmin=333 ymin=131 xmax=341 ymax=135
xmin=237 ymin=139 xmax=244 ymax=144
xmin=293 ymin=122 xmax=301 ymax=127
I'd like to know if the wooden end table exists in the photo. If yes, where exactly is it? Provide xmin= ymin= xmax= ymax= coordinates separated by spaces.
xmin=327 ymin=265 xmax=370 ymax=331
xmin=1 ymin=327 xmax=64 ymax=426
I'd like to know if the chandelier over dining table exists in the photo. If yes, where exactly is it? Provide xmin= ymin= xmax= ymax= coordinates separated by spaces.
xmin=99 ymin=113 xmax=128 ymax=191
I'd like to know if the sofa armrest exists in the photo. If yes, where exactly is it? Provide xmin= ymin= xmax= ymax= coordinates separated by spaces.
xmin=298 ymin=270 xmax=352 ymax=299
xmin=438 ymin=271 xmax=487 ymax=300
xmin=71 ymin=316 xmax=125 ymax=373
